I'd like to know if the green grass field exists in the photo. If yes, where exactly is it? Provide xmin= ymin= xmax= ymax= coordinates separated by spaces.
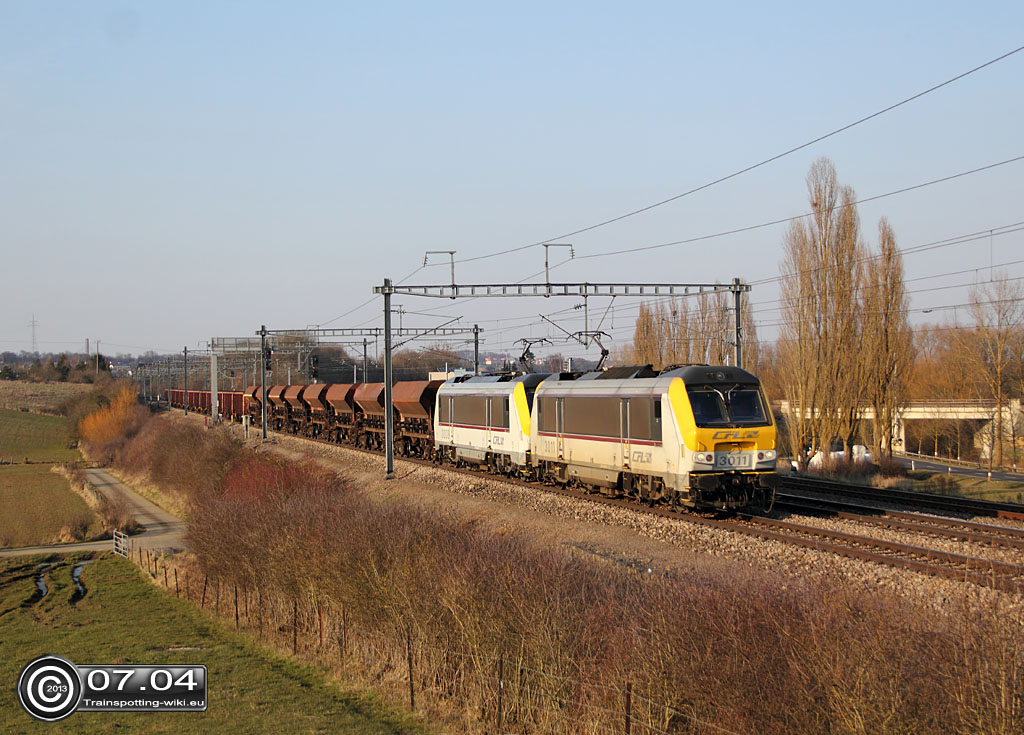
xmin=0 ymin=553 xmax=427 ymax=734
xmin=0 ymin=465 xmax=100 ymax=549
xmin=0 ymin=408 xmax=79 ymax=463
xmin=907 ymin=470 xmax=1024 ymax=503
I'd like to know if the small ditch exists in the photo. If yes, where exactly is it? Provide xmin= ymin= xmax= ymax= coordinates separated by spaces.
xmin=23 ymin=563 xmax=52 ymax=606
xmin=70 ymin=560 xmax=93 ymax=604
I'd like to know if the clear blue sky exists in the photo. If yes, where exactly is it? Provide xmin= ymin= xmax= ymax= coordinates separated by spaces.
xmin=2 ymin=1 xmax=1022 ymax=363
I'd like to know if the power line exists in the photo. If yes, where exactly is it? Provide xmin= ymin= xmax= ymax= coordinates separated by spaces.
xmin=319 ymin=265 xmax=424 ymax=327
xmin=346 ymin=152 xmax=1024 ymax=333
xmin=751 ymin=220 xmax=1024 ymax=289
xmin=448 ymin=44 xmax=1024 ymax=266
xmin=347 ymin=154 xmax=1024 ymax=333
xmin=750 ymin=286 xmax=1024 ymax=330
xmin=560 ymin=156 xmax=1024 ymax=264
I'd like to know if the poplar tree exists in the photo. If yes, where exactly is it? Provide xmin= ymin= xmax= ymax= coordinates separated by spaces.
xmin=863 ymin=218 xmax=913 ymax=457
xmin=779 ymin=158 xmax=867 ymax=466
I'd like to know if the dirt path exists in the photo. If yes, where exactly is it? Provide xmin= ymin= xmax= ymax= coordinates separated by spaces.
xmin=0 ymin=468 xmax=186 ymax=558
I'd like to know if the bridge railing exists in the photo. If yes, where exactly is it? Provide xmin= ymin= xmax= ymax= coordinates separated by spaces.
xmin=898 ymin=450 xmax=1024 ymax=477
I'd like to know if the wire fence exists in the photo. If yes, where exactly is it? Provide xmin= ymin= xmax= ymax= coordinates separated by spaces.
xmin=114 ymin=538 xmax=741 ymax=735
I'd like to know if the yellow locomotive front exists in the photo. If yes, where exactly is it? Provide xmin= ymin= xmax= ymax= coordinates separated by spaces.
xmin=667 ymin=365 xmax=778 ymax=509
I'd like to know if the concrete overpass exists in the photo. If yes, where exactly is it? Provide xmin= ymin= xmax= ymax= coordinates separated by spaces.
xmin=776 ymin=399 xmax=1020 ymax=457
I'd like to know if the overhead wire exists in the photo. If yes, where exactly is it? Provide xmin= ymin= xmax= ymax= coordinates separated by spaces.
xmin=302 ymin=46 xmax=1024 ymax=355
xmin=445 ymin=44 xmax=1024 ymax=266
xmin=555 ymin=156 xmax=1024 ymax=264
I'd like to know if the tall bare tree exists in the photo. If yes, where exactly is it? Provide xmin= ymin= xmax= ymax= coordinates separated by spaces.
xmin=779 ymin=158 xmax=867 ymax=466
xmin=631 ymin=302 xmax=661 ymax=367
xmin=631 ymin=293 xmax=740 ymax=370
xmin=958 ymin=276 xmax=1024 ymax=467
xmin=862 ymin=217 xmax=913 ymax=456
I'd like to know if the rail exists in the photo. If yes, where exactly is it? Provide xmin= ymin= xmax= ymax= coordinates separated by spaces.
xmin=781 ymin=475 xmax=1024 ymax=520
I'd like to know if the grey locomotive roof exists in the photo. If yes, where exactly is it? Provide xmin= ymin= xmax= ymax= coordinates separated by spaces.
xmin=439 ymin=372 xmax=550 ymax=394
xmin=660 ymin=365 xmax=759 ymax=385
xmin=536 ymin=364 xmax=761 ymax=396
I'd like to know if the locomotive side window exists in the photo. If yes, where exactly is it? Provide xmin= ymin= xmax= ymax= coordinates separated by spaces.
xmin=492 ymin=398 xmax=509 ymax=429
xmin=563 ymin=397 xmax=618 ymax=438
xmin=628 ymin=398 xmax=652 ymax=441
xmin=538 ymin=397 xmax=557 ymax=433
xmin=452 ymin=396 xmax=487 ymax=427
xmin=439 ymin=396 xmax=450 ymax=423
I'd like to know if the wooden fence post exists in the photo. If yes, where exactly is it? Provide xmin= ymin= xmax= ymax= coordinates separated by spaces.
xmin=163 ymin=565 xmax=168 ymax=588
xmin=292 ymin=599 xmax=298 ymax=655
xmin=340 ymin=605 xmax=348 ymax=663
xmin=318 ymin=602 xmax=323 ymax=648
xmin=234 ymin=585 xmax=239 ymax=629
xmin=201 ymin=575 xmax=208 ymax=609
xmin=497 ymin=655 xmax=504 ymax=728
xmin=406 ymin=628 xmax=415 ymax=710
xmin=174 ymin=568 xmax=179 ymax=598
xmin=625 ymin=681 xmax=632 ymax=735
xmin=258 ymin=587 xmax=263 ymax=640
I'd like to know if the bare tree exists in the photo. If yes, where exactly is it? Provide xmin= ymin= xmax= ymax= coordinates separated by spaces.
xmin=631 ymin=293 xmax=738 ymax=370
xmin=631 ymin=302 xmax=661 ymax=367
xmin=958 ymin=276 xmax=1024 ymax=467
xmin=862 ymin=217 xmax=913 ymax=457
xmin=778 ymin=158 xmax=866 ymax=466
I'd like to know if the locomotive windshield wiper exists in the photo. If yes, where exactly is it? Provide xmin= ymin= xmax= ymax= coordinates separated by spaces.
xmin=708 ymin=386 xmax=736 ymax=427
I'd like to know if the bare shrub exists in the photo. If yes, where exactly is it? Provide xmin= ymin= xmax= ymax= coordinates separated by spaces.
xmin=119 ymin=422 xmax=1024 ymax=734
xmin=59 ymin=508 xmax=93 ymax=542
xmin=872 ymin=453 xmax=907 ymax=478
xmin=98 ymin=494 xmax=140 ymax=535
xmin=812 ymin=456 xmax=875 ymax=483
xmin=112 ymin=419 xmax=245 ymax=508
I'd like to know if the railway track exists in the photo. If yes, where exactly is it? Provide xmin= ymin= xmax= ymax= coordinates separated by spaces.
xmin=178 ymin=408 xmax=1024 ymax=594
xmin=774 ymin=494 xmax=1024 ymax=551
xmin=781 ymin=475 xmax=1024 ymax=521
xmin=527 ymin=483 xmax=1024 ymax=595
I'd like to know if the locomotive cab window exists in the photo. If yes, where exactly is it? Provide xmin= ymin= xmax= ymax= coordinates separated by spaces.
xmin=687 ymin=385 xmax=770 ymax=427
xmin=728 ymin=389 xmax=768 ymax=424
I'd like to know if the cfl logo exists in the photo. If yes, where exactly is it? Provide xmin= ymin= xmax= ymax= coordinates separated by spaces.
xmin=711 ymin=430 xmax=760 ymax=440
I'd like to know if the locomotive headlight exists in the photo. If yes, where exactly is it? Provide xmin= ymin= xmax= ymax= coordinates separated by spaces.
xmin=757 ymin=450 xmax=777 ymax=462
xmin=694 ymin=452 xmax=714 ymax=464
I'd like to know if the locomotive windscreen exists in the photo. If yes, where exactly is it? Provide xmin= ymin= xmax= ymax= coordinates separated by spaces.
xmin=687 ymin=386 xmax=770 ymax=427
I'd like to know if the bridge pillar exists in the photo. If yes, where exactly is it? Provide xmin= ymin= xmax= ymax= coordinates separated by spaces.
xmin=892 ymin=415 xmax=905 ymax=453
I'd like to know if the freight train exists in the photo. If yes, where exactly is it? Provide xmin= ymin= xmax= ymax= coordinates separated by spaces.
xmin=165 ymin=364 xmax=779 ymax=511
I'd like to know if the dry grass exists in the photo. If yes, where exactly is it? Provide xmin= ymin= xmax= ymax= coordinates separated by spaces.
xmin=0 ymin=465 xmax=100 ymax=548
xmin=106 ymin=418 xmax=1024 ymax=735
xmin=0 ymin=379 xmax=93 ymax=413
